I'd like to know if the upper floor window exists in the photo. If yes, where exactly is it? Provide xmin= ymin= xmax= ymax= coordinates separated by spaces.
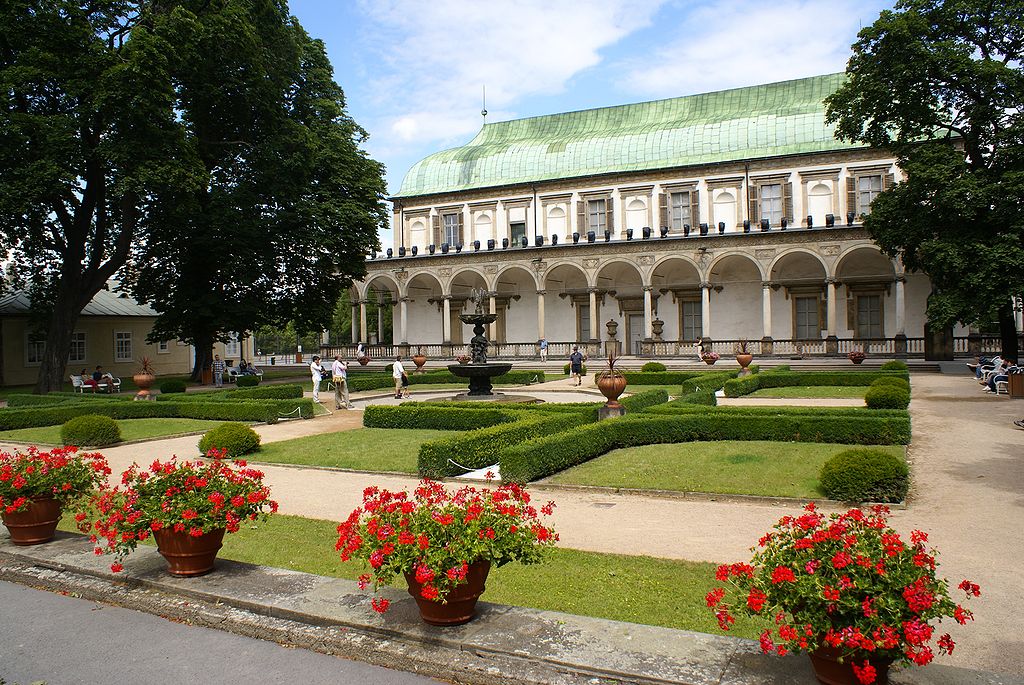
xmin=759 ymin=183 xmax=783 ymax=226
xmin=443 ymin=213 xmax=460 ymax=246
xmin=587 ymin=199 xmax=606 ymax=234
xmin=847 ymin=170 xmax=893 ymax=218
xmin=432 ymin=209 xmax=463 ymax=246
xmin=856 ymin=175 xmax=883 ymax=216
xmin=670 ymin=192 xmax=691 ymax=230
xmin=114 ymin=331 xmax=133 ymax=362
xmin=69 ymin=331 xmax=86 ymax=364
xmin=509 ymin=221 xmax=527 ymax=243
xmin=225 ymin=333 xmax=240 ymax=358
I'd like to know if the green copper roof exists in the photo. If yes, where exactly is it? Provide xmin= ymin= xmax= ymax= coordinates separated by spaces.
xmin=396 ymin=73 xmax=862 ymax=198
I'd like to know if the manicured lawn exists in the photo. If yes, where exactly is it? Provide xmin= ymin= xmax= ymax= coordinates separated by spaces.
xmin=0 ymin=418 xmax=225 ymax=446
xmin=544 ymin=440 xmax=905 ymax=498
xmin=746 ymin=386 xmax=868 ymax=399
xmin=214 ymin=515 xmax=769 ymax=639
xmin=253 ymin=427 xmax=451 ymax=473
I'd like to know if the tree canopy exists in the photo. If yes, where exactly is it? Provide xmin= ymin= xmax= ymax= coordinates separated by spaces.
xmin=825 ymin=0 xmax=1024 ymax=358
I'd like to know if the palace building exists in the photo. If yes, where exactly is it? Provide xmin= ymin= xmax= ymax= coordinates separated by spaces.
xmin=348 ymin=74 xmax=968 ymax=360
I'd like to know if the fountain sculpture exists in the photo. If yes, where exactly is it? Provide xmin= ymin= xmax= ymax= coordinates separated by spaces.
xmin=447 ymin=289 xmax=513 ymax=397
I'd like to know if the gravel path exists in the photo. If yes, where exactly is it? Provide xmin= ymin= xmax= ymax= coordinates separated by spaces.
xmin=2 ymin=373 xmax=1019 ymax=674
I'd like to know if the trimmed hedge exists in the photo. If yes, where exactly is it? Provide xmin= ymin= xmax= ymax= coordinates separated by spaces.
xmin=235 ymin=375 xmax=261 ymax=387
xmin=724 ymin=370 xmax=911 ymax=397
xmin=879 ymin=360 xmax=909 ymax=371
xmin=640 ymin=362 xmax=667 ymax=372
xmin=564 ymin=363 xmax=588 ymax=376
xmin=620 ymin=388 xmax=669 ymax=412
xmin=500 ymin=411 xmax=911 ymax=483
xmin=675 ymin=390 xmax=717 ymax=406
xmin=198 ymin=422 xmax=261 ymax=457
xmin=819 ymin=448 xmax=909 ymax=503
xmin=388 ymin=400 xmax=601 ymax=416
xmin=347 ymin=369 xmax=546 ymax=393
xmin=4 ymin=394 xmax=79 ymax=408
xmin=159 ymin=379 xmax=188 ymax=394
xmin=419 ymin=411 xmax=591 ymax=479
xmin=363 ymin=405 xmax=519 ymax=431
xmin=870 ymin=376 xmax=911 ymax=392
xmin=864 ymin=385 xmax=911 ymax=410
xmin=60 ymin=414 xmax=122 ymax=447
xmin=609 ymin=371 xmax=707 ymax=385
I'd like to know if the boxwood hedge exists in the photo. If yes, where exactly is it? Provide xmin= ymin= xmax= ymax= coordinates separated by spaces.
xmin=363 ymin=405 xmax=520 ymax=431
xmin=724 ymin=370 xmax=911 ymax=397
xmin=819 ymin=448 xmax=909 ymax=503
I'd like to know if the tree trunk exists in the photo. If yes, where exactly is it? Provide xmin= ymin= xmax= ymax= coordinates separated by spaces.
xmin=190 ymin=332 xmax=213 ymax=383
xmin=998 ymin=302 xmax=1020 ymax=362
xmin=34 ymin=284 xmax=85 ymax=394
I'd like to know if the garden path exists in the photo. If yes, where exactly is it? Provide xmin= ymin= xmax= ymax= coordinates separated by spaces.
xmin=1 ymin=373 xmax=1018 ymax=674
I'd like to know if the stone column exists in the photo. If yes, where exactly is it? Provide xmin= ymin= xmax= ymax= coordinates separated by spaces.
xmin=536 ymin=290 xmax=546 ymax=340
xmin=350 ymin=302 xmax=358 ymax=343
xmin=359 ymin=300 xmax=368 ymax=344
xmin=377 ymin=298 xmax=384 ymax=344
xmin=825 ymin=278 xmax=839 ymax=355
xmin=399 ymin=297 xmax=409 ymax=345
xmin=489 ymin=294 xmax=497 ymax=341
xmin=700 ymin=282 xmax=712 ymax=339
xmin=894 ymin=275 xmax=906 ymax=335
xmin=761 ymin=282 xmax=773 ymax=339
xmin=442 ymin=296 xmax=452 ymax=344
xmin=643 ymin=286 xmax=654 ymax=339
xmin=589 ymin=289 xmax=599 ymax=341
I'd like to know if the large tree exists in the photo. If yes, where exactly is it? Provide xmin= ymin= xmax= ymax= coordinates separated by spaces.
xmin=125 ymin=0 xmax=386 ymax=380
xmin=825 ymin=0 xmax=1024 ymax=359
xmin=0 ymin=1 xmax=188 ymax=392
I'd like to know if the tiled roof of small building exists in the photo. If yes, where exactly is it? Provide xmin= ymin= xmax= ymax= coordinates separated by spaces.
xmin=0 ymin=284 xmax=158 ymax=317
xmin=396 ymin=73 xmax=861 ymax=198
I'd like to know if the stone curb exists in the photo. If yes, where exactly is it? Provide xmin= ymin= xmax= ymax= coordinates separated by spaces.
xmin=0 ymin=533 xmax=1017 ymax=685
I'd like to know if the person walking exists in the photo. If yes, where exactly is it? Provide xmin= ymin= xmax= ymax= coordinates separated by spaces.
xmin=212 ymin=354 xmax=226 ymax=388
xmin=332 ymin=355 xmax=353 ymax=409
xmin=392 ymin=355 xmax=407 ymax=399
xmin=309 ymin=355 xmax=325 ymax=403
xmin=539 ymin=337 xmax=548 ymax=362
xmin=568 ymin=346 xmax=585 ymax=387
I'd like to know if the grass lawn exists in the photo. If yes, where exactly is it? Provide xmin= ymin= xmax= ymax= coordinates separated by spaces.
xmin=746 ymin=386 xmax=868 ymax=399
xmin=80 ymin=513 xmax=765 ymax=639
xmin=252 ymin=427 xmax=451 ymax=473
xmin=544 ymin=440 xmax=905 ymax=498
xmin=0 ymin=418 xmax=225 ymax=446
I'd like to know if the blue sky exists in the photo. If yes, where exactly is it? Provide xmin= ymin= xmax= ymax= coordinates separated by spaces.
xmin=288 ymin=0 xmax=896 ymax=243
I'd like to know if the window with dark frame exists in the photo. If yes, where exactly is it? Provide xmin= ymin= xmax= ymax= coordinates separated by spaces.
xmin=114 ymin=331 xmax=132 ymax=362
xmin=794 ymin=296 xmax=820 ymax=339
xmin=760 ymin=183 xmax=783 ymax=225
xmin=510 ymin=221 xmax=527 ymax=243
xmin=68 ymin=331 xmax=86 ymax=364
xmin=680 ymin=299 xmax=701 ymax=341
xmin=443 ymin=213 xmax=460 ymax=246
xmin=856 ymin=295 xmax=883 ymax=338
xmin=670 ymin=192 xmax=691 ymax=230
xmin=587 ymin=199 xmax=606 ymax=234
xmin=856 ymin=175 xmax=883 ymax=216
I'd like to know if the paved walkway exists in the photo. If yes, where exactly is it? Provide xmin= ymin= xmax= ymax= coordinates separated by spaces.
xmin=2 ymin=373 xmax=1020 ymax=675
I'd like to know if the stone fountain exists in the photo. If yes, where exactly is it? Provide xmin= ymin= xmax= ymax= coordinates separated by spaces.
xmin=447 ymin=289 xmax=513 ymax=397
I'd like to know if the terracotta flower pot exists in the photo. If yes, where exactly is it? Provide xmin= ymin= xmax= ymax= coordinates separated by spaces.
xmin=412 ymin=354 xmax=428 ymax=373
xmin=1 ymin=497 xmax=61 ymax=546
xmin=735 ymin=353 xmax=753 ymax=369
xmin=597 ymin=373 xmax=628 ymax=407
xmin=133 ymin=372 xmax=156 ymax=398
xmin=358 ymin=356 xmax=370 ymax=366
xmin=850 ymin=357 xmax=865 ymax=365
xmin=809 ymin=646 xmax=892 ymax=685
xmin=404 ymin=560 xmax=491 ymax=626
xmin=153 ymin=527 xmax=226 ymax=577
xmin=703 ymin=358 xmax=718 ymax=365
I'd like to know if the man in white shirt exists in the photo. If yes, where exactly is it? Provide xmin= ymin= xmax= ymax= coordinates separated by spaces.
xmin=332 ymin=355 xmax=353 ymax=409
xmin=310 ymin=355 xmax=325 ymax=402
xmin=392 ymin=355 xmax=406 ymax=399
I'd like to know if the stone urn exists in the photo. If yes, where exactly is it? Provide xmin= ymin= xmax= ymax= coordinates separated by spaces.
xmin=412 ymin=351 xmax=428 ymax=373
xmin=133 ymin=371 xmax=156 ymax=399
xmin=597 ymin=372 xmax=628 ymax=407
xmin=735 ymin=353 xmax=754 ymax=369
xmin=651 ymin=318 xmax=664 ymax=341
xmin=605 ymin=319 xmax=619 ymax=339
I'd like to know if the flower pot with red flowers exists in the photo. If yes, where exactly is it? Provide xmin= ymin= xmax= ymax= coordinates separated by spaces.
xmin=848 ymin=350 xmax=867 ymax=365
xmin=81 ymin=449 xmax=277 ymax=576
xmin=337 ymin=477 xmax=558 ymax=625
xmin=456 ymin=354 xmax=470 ymax=365
xmin=0 ymin=446 xmax=110 ymax=546
xmin=706 ymin=504 xmax=981 ymax=685
xmin=701 ymin=351 xmax=720 ymax=365
xmin=596 ymin=352 xmax=627 ymax=409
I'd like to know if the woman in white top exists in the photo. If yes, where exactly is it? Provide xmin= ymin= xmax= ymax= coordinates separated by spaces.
xmin=310 ymin=355 xmax=325 ymax=402
xmin=392 ymin=355 xmax=406 ymax=399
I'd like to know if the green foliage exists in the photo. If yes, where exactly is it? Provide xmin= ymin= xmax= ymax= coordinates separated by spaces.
xmin=620 ymin=388 xmax=670 ymax=412
xmin=724 ymin=370 xmax=910 ymax=397
xmin=879 ymin=360 xmax=909 ymax=371
xmin=362 ymin=405 xmax=519 ymax=431
xmin=824 ymin=0 xmax=1024 ymax=356
xmin=564 ymin=363 xmax=588 ymax=375
xmin=640 ymin=362 xmax=667 ymax=372
xmin=159 ymin=379 xmax=188 ymax=394
xmin=227 ymin=384 xmax=304 ymax=400
xmin=819 ymin=449 xmax=909 ymax=503
xmin=675 ymin=391 xmax=717 ymax=406
xmin=235 ymin=375 xmax=261 ymax=387
xmin=870 ymin=376 xmax=911 ymax=392
xmin=60 ymin=415 xmax=122 ymax=447
xmin=865 ymin=384 xmax=911 ymax=410
xmin=419 ymin=412 xmax=591 ymax=479
xmin=680 ymin=371 xmax=740 ymax=394
xmin=198 ymin=422 xmax=261 ymax=457
xmin=500 ymin=410 xmax=911 ymax=484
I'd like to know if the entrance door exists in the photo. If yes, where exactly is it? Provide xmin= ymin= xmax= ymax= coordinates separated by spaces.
xmin=628 ymin=314 xmax=644 ymax=353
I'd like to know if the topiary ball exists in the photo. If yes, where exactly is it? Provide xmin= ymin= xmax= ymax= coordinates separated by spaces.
xmin=879 ymin=360 xmax=908 ymax=371
xmin=159 ymin=379 xmax=188 ymax=394
xmin=865 ymin=384 xmax=910 ymax=409
xmin=235 ymin=375 xmax=260 ymax=387
xmin=198 ymin=422 xmax=261 ymax=457
xmin=820 ymin=448 xmax=909 ymax=503
xmin=641 ymin=362 xmax=667 ymax=372
xmin=870 ymin=376 xmax=910 ymax=392
xmin=61 ymin=414 xmax=122 ymax=448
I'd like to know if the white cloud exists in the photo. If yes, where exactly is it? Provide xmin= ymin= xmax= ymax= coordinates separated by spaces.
xmin=358 ymin=0 xmax=667 ymax=146
xmin=617 ymin=0 xmax=885 ymax=98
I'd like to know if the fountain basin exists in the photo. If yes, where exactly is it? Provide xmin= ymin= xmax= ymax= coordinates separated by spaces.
xmin=447 ymin=362 xmax=513 ymax=396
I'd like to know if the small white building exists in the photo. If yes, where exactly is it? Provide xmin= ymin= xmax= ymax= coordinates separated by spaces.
xmin=348 ymin=74 xmax=974 ymax=360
